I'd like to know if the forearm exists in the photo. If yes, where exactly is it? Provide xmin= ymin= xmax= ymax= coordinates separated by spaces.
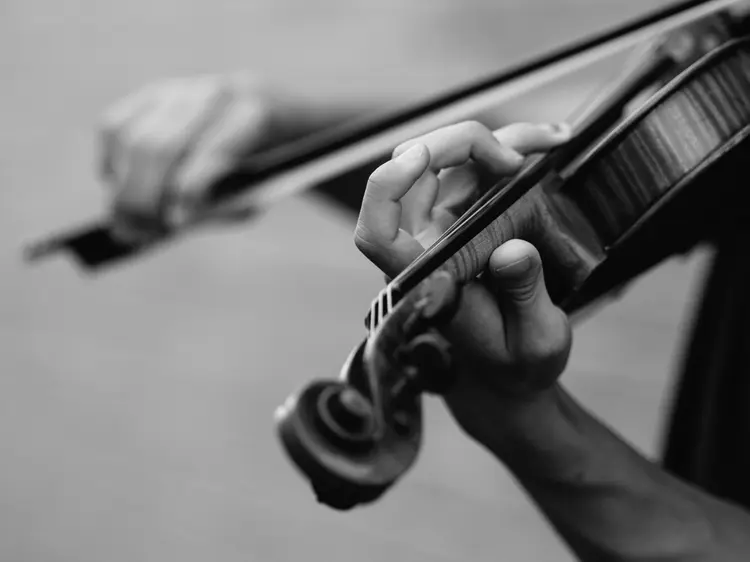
xmin=478 ymin=384 xmax=750 ymax=561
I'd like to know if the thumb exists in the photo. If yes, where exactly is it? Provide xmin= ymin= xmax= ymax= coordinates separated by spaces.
xmin=488 ymin=240 xmax=568 ymax=364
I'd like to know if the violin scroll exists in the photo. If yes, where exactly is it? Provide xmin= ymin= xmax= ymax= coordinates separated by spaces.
xmin=275 ymin=270 xmax=461 ymax=509
xmin=275 ymin=377 xmax=390 ymax=510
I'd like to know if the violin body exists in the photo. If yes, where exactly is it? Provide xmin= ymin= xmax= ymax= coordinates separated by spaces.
xmin=276 ymin=36 xmax=750 ymax=509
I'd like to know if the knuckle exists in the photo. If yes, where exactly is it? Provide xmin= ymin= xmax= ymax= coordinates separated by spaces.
xmin=503 ymin=122 xmax=564 ymax=152
xmin=129 ymin=125 xmax=183 ymax=161
xmin=233 ymin=98 xmax=272 ymax=132
xmin=508 ymin=277 xmax=539 ymax=305
xmin=99 ymin=105 xmax=130 ymax=136
xmin=100 ymin=85 xmax=155 ymax=129
xmin=493 ymin=122 xmax=534 ymax=146
xmin=353 ymin=225 xmax=377 ymax=257
xmin=518 ymin=310 xmax=571 ymax=371
xmin=353 ymin=223 xmax=388 ymax=260
xmin=518 ymin=121 xmax=544 ymax=133
xmin=204 ymin=79 xmax=232 ymax=106
xmin=526 ymin=123 xmax=557 ymax=143
xmin=367 ymin=172 xmax=386 ymax=191
xmin=392 ymin=141 xmax=413 ymax=159
xmin=366 ymin=165 xmax=390 ymax=194
xmin=534 ymin=121 xmax=555 ymax=133
xmin=459 ymin=120 xmax=488 ymax=137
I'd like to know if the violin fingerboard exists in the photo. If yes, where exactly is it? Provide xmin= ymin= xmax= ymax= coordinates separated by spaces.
xmin=441 ymin=191 xmax=537 ymax=283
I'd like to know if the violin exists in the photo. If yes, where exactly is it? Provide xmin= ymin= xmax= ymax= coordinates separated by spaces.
xmin=21 ymin=0 xmax=750 ymax=510
xmin=274 ymin=8 xmax=750 ymax=509
xmin=23 ymin=0 xmax=742 ymax=269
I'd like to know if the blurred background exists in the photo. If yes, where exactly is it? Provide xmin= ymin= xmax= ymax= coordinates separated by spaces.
xmin=3 ymin=1 xmax=714 ymax=561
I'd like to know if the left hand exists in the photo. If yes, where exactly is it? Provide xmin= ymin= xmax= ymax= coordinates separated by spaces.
xmin=354 ymin=120 xmax=573 ymax=446
xmin=354 ymin=120 xmax=569 ymax=277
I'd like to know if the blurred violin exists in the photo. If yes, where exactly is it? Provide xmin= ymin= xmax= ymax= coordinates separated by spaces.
xmin=274 ymin=5 xmax=750 ymax=509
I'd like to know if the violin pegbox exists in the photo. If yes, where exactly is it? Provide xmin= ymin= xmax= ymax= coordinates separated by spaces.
xmin=275 ymin=269 xmax=461 ymax=510
xmin=364 ymin=269 xmax=461 ymax=402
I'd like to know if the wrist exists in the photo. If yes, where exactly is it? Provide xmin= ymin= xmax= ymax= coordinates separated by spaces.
xmin=445 ymin=380 xmax=561 ymax=456
xmin=449 ymin=383 xmax=590 ymax=479
xmin=475 ymin=384 xmax=564 ymax=457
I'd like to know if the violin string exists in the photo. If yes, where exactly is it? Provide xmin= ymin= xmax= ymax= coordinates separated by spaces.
xmin=375 ymin=4 xmax=734 ymax=325
xmin=565 ymin=40 xmax=662 ymax=132
xmin=375 ymin=45 xmax=667 ymax=320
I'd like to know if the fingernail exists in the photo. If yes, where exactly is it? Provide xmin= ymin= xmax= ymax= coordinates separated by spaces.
xmin=396 ymin=143 xmax=425 ymax=163
xmin=494 ymin=256 xmax=531 ymax=276
xmin=507 ymin=149 xmax=525 ymax=167
xmin=495 ymin=144 xmax=524 ymax=169
xmin=546 ymin=122 xmax=572 ymax=138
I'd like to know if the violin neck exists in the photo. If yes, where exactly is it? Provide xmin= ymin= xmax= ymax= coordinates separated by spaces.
xmin=443 ymin=181 xmax=603 ymax=303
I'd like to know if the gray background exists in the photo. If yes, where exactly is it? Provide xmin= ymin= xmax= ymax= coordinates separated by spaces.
xmin=3 ymin=1 xmax=712 ymax=560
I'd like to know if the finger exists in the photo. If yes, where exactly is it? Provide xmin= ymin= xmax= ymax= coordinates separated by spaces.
xmin=391 ymin=121 xmax=571 ymax=231
xmin=429 ymin=122 xmax=571 ymax=222
xmin=393 ymin=121 xmax=515 ymax=228
xmin=393 ymin=121 xmax=524 ymax=176
xmin=170 ymin=93 xmax=270 ymax=218
xmin=355 ymin=144 xmax=431 ymax=278
xmin=100 ymin=82 xmax=164 ymax=136
xmin=487 ymin=240 xmax=570 ymax=368
xmin=393 ymin=121 xmax=570 ymax=172
xmin=99 ymin=82 xmax=172 ymax=182
xmin=432 ymin=164 xmax=482 ymax=219
xmin=492 ymin=122 xmax=571 ymax=154
xmin=113 ymin=79 xmax=232 ymax=228
xmin=398 ymin=169 xmax=439 ymax=234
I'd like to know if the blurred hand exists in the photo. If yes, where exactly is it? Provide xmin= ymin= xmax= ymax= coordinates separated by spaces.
xmin=354 ymin=120 xmax=573 ymax=444
xmin=99 ymin=73 xmax=279 ymax=242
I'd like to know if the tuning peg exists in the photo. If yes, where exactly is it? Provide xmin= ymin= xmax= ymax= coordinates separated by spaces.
xmin=395 ymin=330 xmax=456 ymax=396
